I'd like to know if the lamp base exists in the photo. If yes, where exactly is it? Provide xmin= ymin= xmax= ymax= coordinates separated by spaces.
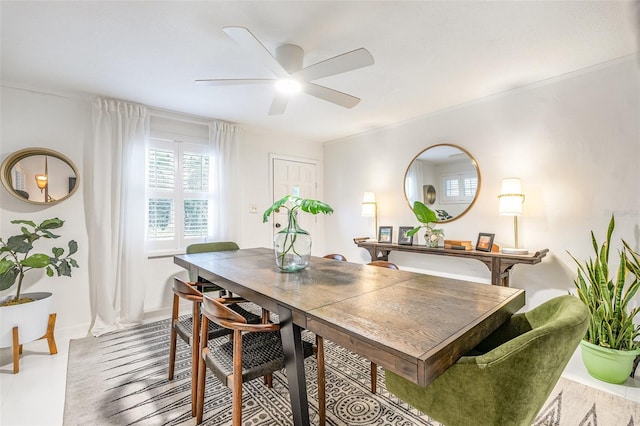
xmin=501 ymin=247 xmax=529 ymax=255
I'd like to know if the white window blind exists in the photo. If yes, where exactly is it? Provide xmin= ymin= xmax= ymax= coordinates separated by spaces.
xmin=440 ymin=173 xmax=478 ymax=204
xmin=146 ymin=137 xmax=212 ymax=254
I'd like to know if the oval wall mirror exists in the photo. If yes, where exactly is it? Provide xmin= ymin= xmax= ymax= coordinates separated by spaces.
xmin=403 ymin=144 xmax=480 ymax=223
xmin=1 ymin=148 xmax=80 ymax=205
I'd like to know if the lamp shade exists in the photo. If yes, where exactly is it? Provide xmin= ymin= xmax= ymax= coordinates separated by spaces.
xmin=498 ymin=178 xmax=524 ymax=216
xmin=35 ymin=174 xmax=48 ymax=190
xmin=362 ymin=192 xmax=376 ymax=217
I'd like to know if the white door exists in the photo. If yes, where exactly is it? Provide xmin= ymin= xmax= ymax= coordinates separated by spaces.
xmin=271 ymin=156 xmax=318 ymax=239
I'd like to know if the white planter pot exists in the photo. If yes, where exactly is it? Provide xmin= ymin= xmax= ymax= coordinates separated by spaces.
xmin=0 ymin=292 xmax=53 ymax=348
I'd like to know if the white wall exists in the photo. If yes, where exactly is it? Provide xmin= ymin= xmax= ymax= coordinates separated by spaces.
xmin=0 ymin=86 xmax=325 ymax=329
xmin=323 ymin=55 xmax=640 ymax=311
xmin=0 ymin=86 xmax=92 ymax=329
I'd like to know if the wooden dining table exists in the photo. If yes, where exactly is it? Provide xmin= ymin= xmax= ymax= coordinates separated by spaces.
xmin=174 ymin=247 xmax=525 ymax=426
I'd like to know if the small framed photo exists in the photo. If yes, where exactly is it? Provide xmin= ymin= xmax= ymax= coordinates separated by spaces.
xmin=398 ymin=226 xmax=414 ymax=245
xmin=378 ymin=226 xmax=393 ymax=244
xmin=476 ymin=233 xmax=495 ymax=252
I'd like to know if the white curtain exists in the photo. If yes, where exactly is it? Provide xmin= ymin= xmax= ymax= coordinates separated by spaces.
xmin=86 ymin=98 xmax=149 ymax=336
xmin=209 ymin=121 xmax=240 ymax=242
xmin=405 ymin=159 xmax=424 ymax=206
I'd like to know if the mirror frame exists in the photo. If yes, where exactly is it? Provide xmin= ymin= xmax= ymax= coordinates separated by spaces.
xmin=403 ymin=143 xmax=481 ymax=223
xmin=1 ymin=147 xmax=80 ymax=205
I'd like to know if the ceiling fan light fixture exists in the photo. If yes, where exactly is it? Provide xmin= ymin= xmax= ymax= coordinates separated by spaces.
xmin=275 ymin=78 xmax=302 ymax=95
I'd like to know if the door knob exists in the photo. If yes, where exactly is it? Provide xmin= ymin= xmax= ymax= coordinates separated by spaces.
xmin=275 ymin=223 xmax=281 ymax=228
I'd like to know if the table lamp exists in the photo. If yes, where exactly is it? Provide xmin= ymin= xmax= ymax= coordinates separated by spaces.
xmin=498 ymin=178 xmax=528 ymax=254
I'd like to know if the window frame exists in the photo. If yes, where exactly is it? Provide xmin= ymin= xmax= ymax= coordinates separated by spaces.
xmin=439 ymin=172 xmax=478 ymax=204
xmin=146 ymin=134 xmax=212 ymax=256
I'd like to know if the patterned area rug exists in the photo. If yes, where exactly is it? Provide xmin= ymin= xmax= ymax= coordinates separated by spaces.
xmin=63 ymin=316 xmax=639 ymax=425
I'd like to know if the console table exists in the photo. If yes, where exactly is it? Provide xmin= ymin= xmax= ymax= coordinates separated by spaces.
xmin=354 ymin=238 xmax=549 ymax=287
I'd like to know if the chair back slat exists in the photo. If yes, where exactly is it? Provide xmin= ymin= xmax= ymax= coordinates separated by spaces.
xmin=367 ymin=260 xmax=399 ymax=269
xmin=173 ymin=278 xmax=203 ymax=302
xmin=201 ymin=295 xmax=280 ymax=332
xmin=323 ymin=253 xmax=347 ymax=261
xmin=202 ymin=294 xmax=249 ymax=327
xmin=187 ymin=242 xmax=240 ymax=254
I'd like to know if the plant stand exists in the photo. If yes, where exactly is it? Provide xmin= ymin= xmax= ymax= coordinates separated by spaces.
xmin=11 ymin=313 xmax=58 ymax=374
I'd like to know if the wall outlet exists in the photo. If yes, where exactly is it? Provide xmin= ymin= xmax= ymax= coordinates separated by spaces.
xmin=249 ymin=204 xmax=258 ymax=213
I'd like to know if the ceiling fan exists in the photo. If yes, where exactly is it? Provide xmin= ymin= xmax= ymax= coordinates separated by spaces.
xmin=196 ymin=26 xmax=375 ymax=115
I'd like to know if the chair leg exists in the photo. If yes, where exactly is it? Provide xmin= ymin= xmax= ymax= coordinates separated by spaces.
xmin=12 ymin=327 xmax=20 ymax=374
xmin=232 ymin=330 xmax=243 ymax=426
xmin=370 ymin=361 xmax=377 ymax=394
xmin=191 ymin=301 xmax=201 ymax=418
xmin=196 ymin=319 xmax=209 ymax=425
xmin=317 ymin=335 xmax=326 ymax=426
xmin=168 ymin=296 xmax=179 ymax=380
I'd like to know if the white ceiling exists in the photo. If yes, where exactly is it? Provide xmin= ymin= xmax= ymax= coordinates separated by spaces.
xmin=1 ymin=1 xmax=638 ymax=143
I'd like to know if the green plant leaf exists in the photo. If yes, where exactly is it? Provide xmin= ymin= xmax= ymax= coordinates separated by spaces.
xmin=46 ymin=266 xmax=54 ymax=277
xmin=406 ymin=227 xmax=421 ymax=237
xmin=0 ymin=266 xmax=19 ymax=291
xmin=11 ymin=219 xmax=36 ymax=228
xmin=0 ymin=258 xmax=15 ymax=275
xmin=20 ymin=253 xmax=52 ymax=268
xmin=263 ymin=195 xmax=290 ymax=223
xmin=52 ymin=247 xmax=64 ymax=258
xmin=39 ymin=229 xmax=59 ymax=239
xmin=38 ymin=218 xmax=64 ymax=230
xmin=69 ymin=258 xmax=79 ymax=268
xmin=58 ymin=259 xmax=72 ymax=277
xmin=412 ymin=201 xmax=438 ymax=225
xmin=6 ymin=235 xmax=32 ymax=253
xmin=68 ymin=240 xmax=78 ymax=256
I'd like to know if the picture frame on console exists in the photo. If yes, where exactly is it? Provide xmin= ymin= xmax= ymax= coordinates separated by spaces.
xmin=476 ymin=233 xmax=495 ymax=252
xmin=378 ymin=226 xmax=393 ymax=243
xmin=398 ymin=226 xmax=414 ymax=245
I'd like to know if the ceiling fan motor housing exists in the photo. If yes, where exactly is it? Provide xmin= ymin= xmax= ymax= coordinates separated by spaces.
xmin=276 ymin=44 xmax=304 ymax=73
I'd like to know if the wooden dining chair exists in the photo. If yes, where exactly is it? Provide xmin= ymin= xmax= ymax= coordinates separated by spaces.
xmin=366 ymin=259 xmax=399 ymax=393
xmin=367 ymin=260 xmax=399 ymax=269
xmin=196 ymin=294 xmax=326 ymax=426
xmin=323 ymin=253 xmax=348 ymax=261
xmin=168 ymin=278 xmax=261 ymax=417
xmin=186 ymin=242 xmax=241 ymax=293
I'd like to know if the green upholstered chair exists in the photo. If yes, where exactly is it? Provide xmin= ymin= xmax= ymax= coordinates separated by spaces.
xmin=385 ymin=295 xmax=589 ymax=426
xmin=186 ymin=242 xmax=240 ymax=286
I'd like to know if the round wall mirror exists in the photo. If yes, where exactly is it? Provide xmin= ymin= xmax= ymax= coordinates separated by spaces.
xmin=1 ymin=148 xmax=79 ymax=205
xmin=403 ymin=144 xmax=480 ymax=223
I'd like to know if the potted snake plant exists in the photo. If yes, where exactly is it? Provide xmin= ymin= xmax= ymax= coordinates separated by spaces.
xmin=568 ymin=216 xmax=640 ymax=383
xmin=0 ymin=218 xmax=78 ymax=350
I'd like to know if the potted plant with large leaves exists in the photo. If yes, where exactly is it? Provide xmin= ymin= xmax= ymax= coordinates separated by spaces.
xmin=263 ymin=195 xmax=333 ymax=272
xmin=568 ymin=216 xmax=640 ymax=383
xmin=0 ymin=218 xmax=79 ymax=357
xmin=405 ymin=201 xmax=445 ymax=248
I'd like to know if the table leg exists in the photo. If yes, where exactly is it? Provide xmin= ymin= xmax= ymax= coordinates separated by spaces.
xmin=278 ymin=306 xmax=310 ymax=426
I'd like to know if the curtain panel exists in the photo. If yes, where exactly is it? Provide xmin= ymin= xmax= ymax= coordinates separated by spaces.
xmin=209 ymin=121 xmax=240 ymax=242
xmin=86 ymin=98 xmax=149 ymax=336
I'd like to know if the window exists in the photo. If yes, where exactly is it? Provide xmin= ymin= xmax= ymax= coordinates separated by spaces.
xmin=146 ymin=137 xmax=212 ymax=254
xmin=440 ymin=172 xmax=478 ymax=204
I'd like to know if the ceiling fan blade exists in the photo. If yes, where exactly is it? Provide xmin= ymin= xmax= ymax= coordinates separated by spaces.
xmin=293 ymin=48 xmax=374 ymax=82
xmin=222 ymin=26 xmax=289 ymax=79
xmin=195 ymin=78 xmax=274 ymax=86
xmin=268 ymin=93 xmax=289 ymax=115
xmin=302 ymin=82 xmax=361 ymax=109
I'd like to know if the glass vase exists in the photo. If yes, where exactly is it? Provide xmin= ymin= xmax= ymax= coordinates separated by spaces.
xmin=273 ymin=213 xmax=312 ymax=272
xmin=424 ymin=229 xmax=440 ymax=248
